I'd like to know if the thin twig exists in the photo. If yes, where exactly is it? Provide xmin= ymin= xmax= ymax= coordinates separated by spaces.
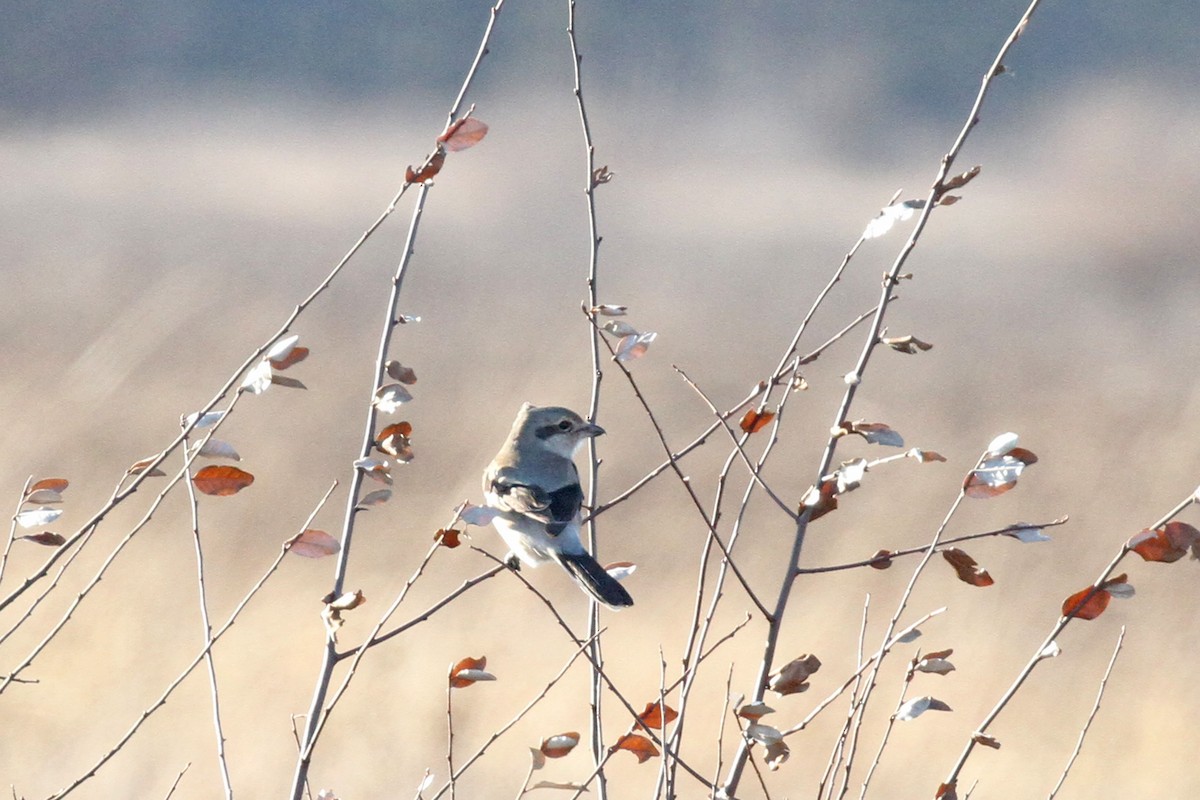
xmin=161 ymin=763 xmax=191 ymax=800
xmin=567 ymin=1 xmax=610 ymax=794
xmin=673 ymin=366 xmax=797 ymax=520
xmin=429 ymin=631 xmax=603 ymax=800
xmin=45 ymin=483 xmax=338 ymax=799
xmin=719 ymin=0 xmax=1047 ymax=789
xmin=182 ymin=445 xmax=234 ymax=799
xmin=0 ymin=476 xmax=33 ymax=589
xmin=587 ymin=313 xmax=769 ymax=618
xmin=939 ymin=489 xmax=1193 ymax=792
xmin=446 ymin=664 xmax=457 ymax=800
xmin=796 ymin=518 xmax=1069 ymax=575
xmin=0 ymin=395 xmax=245 ymax=693
xmin=1046 ymin=626 xmax=1126 ymax=799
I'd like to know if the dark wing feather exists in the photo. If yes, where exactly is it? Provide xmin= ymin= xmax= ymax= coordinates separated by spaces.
xmin=488 ymin=465 xmax=583 ymax=536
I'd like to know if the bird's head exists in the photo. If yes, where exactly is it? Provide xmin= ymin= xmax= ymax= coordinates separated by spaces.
xmin=515 ymin=403 xmax=605 ymax=459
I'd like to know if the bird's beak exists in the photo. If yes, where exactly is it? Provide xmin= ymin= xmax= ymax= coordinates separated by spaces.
xmin=582 ymin=422 xmax=606 ymax=438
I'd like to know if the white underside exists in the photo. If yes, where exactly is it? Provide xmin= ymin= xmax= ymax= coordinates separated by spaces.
xmin=487 ymin=508 xmax=584 ymax=567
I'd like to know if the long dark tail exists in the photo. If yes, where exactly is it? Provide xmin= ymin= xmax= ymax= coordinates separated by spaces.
xmin=556 ymin=552 xmax=634 ymax=609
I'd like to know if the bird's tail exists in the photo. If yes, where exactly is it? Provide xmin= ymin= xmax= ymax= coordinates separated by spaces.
xmin=556 ymin=552 xmax=634 ymax=609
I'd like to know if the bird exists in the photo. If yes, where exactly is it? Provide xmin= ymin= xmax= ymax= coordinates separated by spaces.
xmin=483 ymin=403 xmax=634 ymax=609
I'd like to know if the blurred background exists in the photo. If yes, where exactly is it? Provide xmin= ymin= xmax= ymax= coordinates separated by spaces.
xmin=3 ymin=1 xmax=1200 ymax=797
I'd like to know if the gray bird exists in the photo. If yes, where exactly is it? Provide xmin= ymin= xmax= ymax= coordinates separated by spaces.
xmin=483 ymin=403 xmax=634 ymax=609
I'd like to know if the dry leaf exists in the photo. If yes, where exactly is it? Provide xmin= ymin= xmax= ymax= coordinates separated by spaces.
xmin=438 ymin=117 xmax=488 ymax=152
xmin=1129 ymin=521 xmax=1200 ymax=563
xmin=882 ymin=335 xmax=933 ymax=354
xmin=869 ymin=549 xmax=894 ymax=570
xmin=435 ymin=528 xmax=462 ymax=549
xmin=192 ymin=465 xmax=255 ymax=497
xmin=450 ymin=656 xmax=496 ymax=688
xmin=21 ymin=531 xmax=66 ymax=547
xmin=614 ymin=332 xmax=657 ymax=362
xmin=637 ymin=702 xmax=679 ymax=729
xmin=356 ymin=488 xmax=392 ymax=509
xmin=406 ymin=150 xmax=446 ymax=183
xmin=373 ymin=384 xmax=413 ymax=414
xmin=768 ymin=654 xmax=821 ymax=695
xmin=611 ymin=734 xmax=659 ymax=764
xmin=385 ymin=360 xmax=418 ymax=385
xmin=127 ymin=455 xmax=167 ymax=476
xmin=271 ymin=345 xmax=309 ymax=370
xmin=289 ymin=529 xmax=340 ymax=558
xmin=540 ymin=732 xmax=581 ymax=759
xmin=941 ymin=548 xmax=994 ymax=587
xmin=895 ymin=696 xmax=952 ymax=721
xmin=739 ymin=409 xmax=776 ymax=434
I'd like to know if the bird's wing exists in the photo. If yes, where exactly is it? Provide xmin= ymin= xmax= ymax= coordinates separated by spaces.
xmin=487 ymin=465 xmax=583 ymax=536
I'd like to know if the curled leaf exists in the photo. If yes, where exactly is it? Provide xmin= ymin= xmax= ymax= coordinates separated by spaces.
xmin=435 ymin=528 xmax=462 ymax=549
xmin=739 ymin=409 xmax=776 ymax=434
xmin=768 ymin=654 xmax=821 ymax=695
xmin=615 ymin=332 xmax=657 ymax=362
xmin=895 ymin=695 xmax=952 ymax=721
xmin=611 ymin=734 xmax=659 ymax=764
xmin=373 ymin=384 xmax=413 ymax=414
xmin=540 ymin=732 xmax=581 ymax=758
xmin=637 ymin=702 xmax=679 ymax=729
xmin=882 ymin=335 xmax=933 ymax=354
xmin=450 ymin=656 xmax=496 ymax=688
xmin=942 ymin=548 xmax=994 ymax=587
xmin=406 ymin=150 xmax=446 ymax=183
xmin=438 ymin=117 xmax=488 ymax=152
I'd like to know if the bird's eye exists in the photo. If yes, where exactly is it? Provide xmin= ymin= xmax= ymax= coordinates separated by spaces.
xmin=557 ymin=420 xmax=573 ymax=431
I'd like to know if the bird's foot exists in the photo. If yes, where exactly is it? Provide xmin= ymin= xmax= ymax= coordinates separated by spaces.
xmin=504 ymin=552 xmax=522 ymax=571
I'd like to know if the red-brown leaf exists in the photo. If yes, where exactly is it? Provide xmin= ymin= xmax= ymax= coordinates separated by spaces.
xmin=637 ymin=702 xmax=679 ymax=729
xmin=739 ymin=409 xmax=776 ymax=434
xmin=942 ymin=548 xmax=994 ymax=587
xmin=868 ymin=549 xmax=893 ymax=570
xmin=435 ymin=528 xmax=462 ymax=549
xmin=192 ymin=465 xmax=255 ymax=496
xmin=611 ymin=734 xmax=659 ymax=764
xmin=799 ymin=480 xmax=838 ymax=521
xmin=437 ymin=117 xmax=488 ymax=152
xmin=27 ymin=478 xmax=69 ymax=496
xmin=449 ymin=656 xmax=494 ymax=688
xmin=406 ymin=150 xmax=446 ymax=183
xmin=22 ymin=532 xmax=66 ymax=547
xmin=1129 ymin=521 xmax=1200 ymax=563
xmin=1062 ymin=586 xmax=1111 ymax=621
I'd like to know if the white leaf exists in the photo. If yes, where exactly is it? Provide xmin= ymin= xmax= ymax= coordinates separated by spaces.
xmin=615 ymin=331 xmax=657 ymax=362
xmin=455 ymin=668 xmax=496 ymax=683
xmin=354 ymin=457 xmax=393 ymax=485
xmin=592 ymin=304 xmax=628 ymax=316
xmin=1106 ymin=582 xmax=1135 ymax=599
xmin=896 ymin=696 xmax=932 ymax=721
xmin=974 ymin=454 xmax=1026 ymax=488
xmin=416 ymin=771 xmax=434 ymax=793
xmin=373 ymin=383 xmax=414 ymax=414
xmin=896 ymin=628 xmax=922 ymax=644
xmin=16 ymin=507 xmax=63 ymax=528
xmin=985 ymin=432 xmax=1019 ymax=457
xmin=863 ymin=199 xmax=924 ymax=239
xmin=745 ymin=722 xmax=783 ymax=746
xmin=265 ymin=334 xmax=300 ymax=362
xmin=1038 ymin=641 xmax=1062 ymax=660
xmin=915 ymin=658 xmax=956 ymax=675
xmin=240 ymin=360 xmax=273 ymax=394
xmin=603 ymin=320 xmax=639 ymax=337
xmin=605 ymin=561 xmax=637 ymax=582
xmin=183 ymin=410 xmax=226 ymax=429
xmin=194 ymin=438 xmax=242 ymax=461
xmin=460 ymin=503 xmax=500 ymax=526
xmin=835 ymin=458 xmax=868 ymax=493
xmin=1007 ymin=525 xmax=1050 ymax=543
